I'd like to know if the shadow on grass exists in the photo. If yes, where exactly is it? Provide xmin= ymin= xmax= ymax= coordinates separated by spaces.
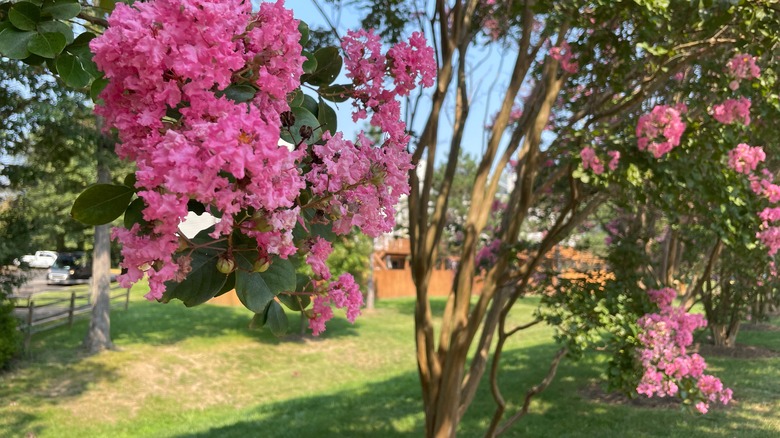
xmin=25 ymin=284 xmax=359 ymax=355
xmin=172 ymin=339 xmax=779 ymax=438
xmin=0 ymin=355 xmax=119 ymax=437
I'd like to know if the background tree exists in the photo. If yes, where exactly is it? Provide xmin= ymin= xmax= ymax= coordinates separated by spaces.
xmin=324 ymin=0 xmax=780 ymax=435
xmin=0 ymin=0 xmax=123 ymax=353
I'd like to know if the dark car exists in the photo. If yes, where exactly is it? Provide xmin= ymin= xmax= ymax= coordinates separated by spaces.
xmin=47 ymin=252 xmax=91 ymax=285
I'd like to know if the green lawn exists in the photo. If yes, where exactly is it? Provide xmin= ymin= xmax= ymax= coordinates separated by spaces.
xmin=1 ymin=283 xmax=779 ymax=437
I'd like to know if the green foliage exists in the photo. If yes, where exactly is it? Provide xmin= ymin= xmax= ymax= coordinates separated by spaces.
xmin=0 ymin=286 xmax=20 ymax=369
xmin=0 ymin=0 xmax=100 ymax=92
xmin=327 ymin=233 xmax=373 ymax=289
xmin=70 ymin=183 xmax=135 ymax=226
xmin=537 ymin=270 xmax=650 ymax=394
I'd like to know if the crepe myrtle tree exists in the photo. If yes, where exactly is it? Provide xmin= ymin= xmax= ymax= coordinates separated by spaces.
xmin=324 ymin=0 xmax=779 ymax=435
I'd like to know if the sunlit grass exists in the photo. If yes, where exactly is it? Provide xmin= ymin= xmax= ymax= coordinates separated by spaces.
xmin=0 ymin=282 xmax=778 ymax=437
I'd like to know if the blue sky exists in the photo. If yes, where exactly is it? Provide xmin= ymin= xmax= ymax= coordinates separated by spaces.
xmin=293 ymin=0 xmax=525 ymax=164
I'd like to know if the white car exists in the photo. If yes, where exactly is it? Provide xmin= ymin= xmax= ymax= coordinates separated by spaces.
xmin=19 ymin=251 xmax=58 ymax=269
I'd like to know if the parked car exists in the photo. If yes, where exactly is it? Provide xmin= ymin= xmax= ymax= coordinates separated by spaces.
xmin=47 ymin=252 xmax=91 ymax=285
xmin=17 ymin=251 xmax=58 ymax=269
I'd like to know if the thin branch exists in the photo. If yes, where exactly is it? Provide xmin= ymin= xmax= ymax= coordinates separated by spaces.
xmin=77 ymin=12 xmax=108 ymax=29
xmin=495 ymin=347 xmax=568 ymax=436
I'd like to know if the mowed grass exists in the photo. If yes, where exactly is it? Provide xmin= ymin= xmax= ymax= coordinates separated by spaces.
xmin=1 ymin=282 xmax=778 ymax=438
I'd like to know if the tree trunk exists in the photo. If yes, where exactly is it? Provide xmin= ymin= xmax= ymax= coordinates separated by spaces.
xmin=83 ymin=142 xmax=114 ymax=353
xmin=710 ymin=322 xmax=739 ymax=348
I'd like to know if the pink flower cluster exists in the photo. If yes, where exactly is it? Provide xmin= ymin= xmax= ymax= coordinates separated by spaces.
xmin=91 ymin=0 xmax=436 ymax=335
xmin=636 ymin=288 xmax=733 ymax=413
xmin=726 ymin=53 xmax=760 ymax=90
xmin=342 ymin=29 xmax=435 ymax=147
xmin=306 ymin=237 xmax=333 ymax=280
xmin=636 ymin=104 xmax=686 ymax=158
xmin=549 ymin=41 xmax=578 ymax=74
xmin=711 ymin=98 xmax=751 ymax=126
xmin=747 ymin=169 xmax=780 ymax=256
xmin=93 ymin=0 xmax=305 ymax=300
xmin=580 ymin=147 xmax=620 ymax=175
xmin=309 ymin=274 xmax=363 ymax=336
xmin=728 ymin=143 xmax=765 ymax=175
xmin=475 ymin=239 xmax=501 ymax=269
xmin=580 ymin=147 xmax=603 ymax=174
xmin=757 ymin=201 xmax=780 ymax=256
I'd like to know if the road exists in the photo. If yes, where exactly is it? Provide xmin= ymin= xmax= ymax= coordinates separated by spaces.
xmin=8 ymin=269 xmax=86 ymax=297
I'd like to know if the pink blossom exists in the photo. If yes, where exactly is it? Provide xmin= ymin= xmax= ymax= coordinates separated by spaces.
xmin=91 ymin=0 xmax=433 ymax=309
xmin=549 ymin=41 xmax=578 ymax=74
xmin=726 ymin=53 xmax=761 ymax=82
xmin=636 ymin=105 xmax=686 ymax=158
xmin=647 ymin=287 xmax=676 ymax=308
xmin=607 ymin=150 xmax=620 ymax=171
xmin=580 ymin=147 xmax=604 ymax=175
xmin=307 ymin=237 xmax=333 ymax=280
xmin=636 ymin=288 xmax=731 ymax=413
xmin=711 ymin=98 xmax=751 ymax=126
xmin=308 ymin=273 xmax=364 ymax=335
xmin=728 ymin=143 xmax=765 ymax=174
xmin=476 ymin=239 xmax=501 ymax=269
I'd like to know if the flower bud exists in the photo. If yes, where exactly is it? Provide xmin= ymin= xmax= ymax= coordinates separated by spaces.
xmin=299 ymin=125 xmax=313 ymax=140
xmin=253 ymin=257 xmax=271 ymax=273
xmin=281 ymin=111 xmax=295 ymax=128
xmin=216 ymin=255 xmax=236 ymax=274
xmin=177 ymin=236 xmax=189 ymax=252
xmin=252 ymin=211 xmax=273 ymax=232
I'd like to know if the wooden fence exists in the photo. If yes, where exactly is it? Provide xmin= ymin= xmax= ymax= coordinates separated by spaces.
xmin=10 ymin=284 xmax=130 ymax=352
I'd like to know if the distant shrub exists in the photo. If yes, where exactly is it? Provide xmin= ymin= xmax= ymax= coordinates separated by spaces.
xmin=0 ymin=273 xmax=21 ymax=369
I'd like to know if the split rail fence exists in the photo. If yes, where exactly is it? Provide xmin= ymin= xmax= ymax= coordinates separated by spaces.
xmin=10 ymin=284 xmax=130 ymax=352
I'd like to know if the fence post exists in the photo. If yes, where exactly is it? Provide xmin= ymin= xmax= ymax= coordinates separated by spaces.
xmin=68 ymin=292 xmax=76 ymax=328
xmin=25 ymin=299 xmax=34 ymax=354
xmin=125 ymin=287 xmax=130 ymax=310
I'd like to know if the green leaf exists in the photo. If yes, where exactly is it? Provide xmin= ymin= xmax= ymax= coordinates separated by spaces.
xmin=65 ymin=32 xmax=100 ymax=77
xmin=123 ymin=172 xmax=136 ymax=189
xmin=123 ymin=197 xmax=146 ymax=229
xmin=41 ymin=0 xmax=81 ymax=20
xmin=277 ymin=292 xmax=311 ymax=311
xmin=56 ymin=52 xmax=90 ymax=88
xmin=37 ymin=20 xmax=73 ymax=44
xmin=287 ymin=89 xmax=304 ymax=107
xmin=214 ymin=272 xmax=236 ymax=297
xmin=264 ymin=300 xmax=289 ymax=336
xmin=90 ymin=77 xmax=108 ymax=103
xmin=305 ymin=47 xmax=342 ymax=87
xmin=280 ymin=106 xmax=322 ymax=145
xmin=21 ymin=54 xmax=45 ymax=66
xmin=71 ymin=183 xmax=134 ymax=225
xmin=162 ymin=244 xmax=229 ymax=307
xmin=318 ymin=98 xmax=338 ymax=136
xmin=28 ymin=31 xmax=66 ymax=58
xmin=235 ymin=252 xmax=296 ymax=295
xmin=293 ymin=208 xmax=336 ymax=242
xmin=319 ymin=84 xmax=352 ymax=103
xmin=70 ymin=31 xmax=96 ymax=47
xmin=298 ymin=20 xmax=309 ymax=46
xmin=235 ymin=269 xmax=276 ymax=314
xmin=217 ymin=84 xmax=257 ymax=103
xmin=99 ymin=0 xmax=116 ymax=13
xmin=302 ymin=50 xmax=318 ymax=74
xmin=301 ymin=94 xmax=319 ymax=116
xmin=9 ymin=2 xmax=41 ymax=31
xmin=0 ymin=27 xmax=35 ymax=59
